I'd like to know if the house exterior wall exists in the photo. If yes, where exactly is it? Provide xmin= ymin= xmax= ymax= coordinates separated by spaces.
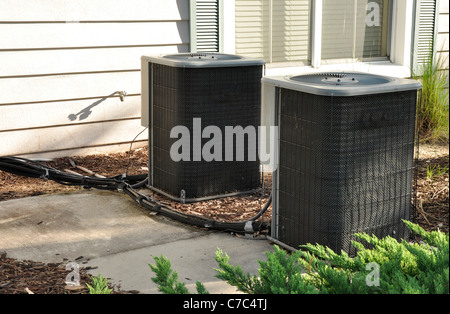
xmin=1 ymin=0 xmax=446 ymax=159
xmin=0 ymin=0 xmax=189 ymax=158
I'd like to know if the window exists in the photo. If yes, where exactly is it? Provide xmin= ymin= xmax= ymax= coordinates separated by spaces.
xmin=235 ymin=0 xmax=311 ymax=64
xmin=234 ymin=0 xmax=390 ymax=65
xmin=321 ymin=0 xmax=390 ymax=61
xmin=193 ymin=0 xmax=418 ymax=77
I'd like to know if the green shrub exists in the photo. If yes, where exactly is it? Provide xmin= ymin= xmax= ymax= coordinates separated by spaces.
xmin=426 ymin=163 xmax=449 ymax=181
xmin=297 ymin=220 xmax=449 ymax=294
xmin=215 ymin=245 xmax=319 ymax=294
xmin=149 ymin=221 xmax=449 ymax=294
xmin=86 ymin=274 xmax=113 ymax=294
xmin=149 ymin=255 xmax=209 ymax=294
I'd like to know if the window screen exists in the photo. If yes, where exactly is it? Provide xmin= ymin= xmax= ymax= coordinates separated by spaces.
xmin=235 ymin=0 xmax=311 ymax=64
xmin=322 ymin=0 xmax=389 ymax=60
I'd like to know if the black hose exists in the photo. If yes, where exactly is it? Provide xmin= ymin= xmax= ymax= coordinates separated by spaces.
xmin=131 ymin=178 xmax=149 ymax=189
xmin=249 ymin=194 xmax=272 ymax=221
xmin=0 ymin=156 xmax=271 ymax=234
xmin=122 ymin=184 xmax=270 ymax=233
xmin=0 ymin=157 xmax=145 ymax=190
xmin=0 ymin=161 xmax=42 ymax=178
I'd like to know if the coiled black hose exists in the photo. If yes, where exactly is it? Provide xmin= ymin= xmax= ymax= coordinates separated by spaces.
xmin=0 ymin=156 xmax=123 ymax=190
xmin=121 ymin=185 xmax=269 ymax=233
xmin=0 ymin=156 xmax=271 ymax=234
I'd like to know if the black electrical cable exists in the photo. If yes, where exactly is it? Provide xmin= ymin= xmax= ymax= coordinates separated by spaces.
xmin=0 ymin=156 xmax=271 ymax=234
xmin=249 ymin=194 xmax=272 ymax=222
xmin=131 ymin=178 xmax=149 ymax=189
xmin=121 ymin=183 xmax=270 ymax=233
xmin=1 ymin=157 xmax=133 ymax=190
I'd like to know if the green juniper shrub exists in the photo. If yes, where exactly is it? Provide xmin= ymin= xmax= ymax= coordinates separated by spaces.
xmin=86 ymin=274 xmax=113 ymax=294
xmin=149 ymin=255 xmax=208 ymax=294
xmin=149 ymin=221 xmax=449 ymax=294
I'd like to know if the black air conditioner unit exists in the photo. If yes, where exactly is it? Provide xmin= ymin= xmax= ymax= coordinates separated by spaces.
xmin=263 ymin=72 xmax=422 ymax=254
xmin=141 ymin=53 xmax=265 ymax=202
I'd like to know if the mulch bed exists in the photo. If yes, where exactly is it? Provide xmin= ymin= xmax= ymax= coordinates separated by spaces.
xmin=0 ymin=143 xmax=448 ymax=294
xmin=0 ymin=253 xmax=137 ymax=294
xmin=414 ymin=152 xmax=449 ymax=233
xmin=0 ymin=254 xmax=91 ymax=295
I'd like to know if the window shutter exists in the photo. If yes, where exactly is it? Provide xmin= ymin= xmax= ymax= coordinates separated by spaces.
xmin=190 ymin=0 xmax=221 ymax=52
xmin=413 ymin=0 xmax=438 ymax=75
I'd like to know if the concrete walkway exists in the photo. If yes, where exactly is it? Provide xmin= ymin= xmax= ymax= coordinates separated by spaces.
xmin=0 ymin=190 xmax=274 ymax=294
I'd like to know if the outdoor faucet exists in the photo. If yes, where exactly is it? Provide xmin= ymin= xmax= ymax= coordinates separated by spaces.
xmin=114 ymin=91 xmax=127 ymax=102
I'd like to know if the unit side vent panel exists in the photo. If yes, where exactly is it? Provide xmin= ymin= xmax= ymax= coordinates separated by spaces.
xmin=276 ymin=89 xmax=418 ymax=253
xmin=151 ymin=64 xmax=263 ymax=198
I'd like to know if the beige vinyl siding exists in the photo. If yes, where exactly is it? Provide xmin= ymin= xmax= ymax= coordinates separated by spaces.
xmin=322 ymin=0 xmax=388 ymax=61
xmin=235 ymin=0 xmax=310 ymax=64
xmin=0 ymin=0 xmax=190 ymax=158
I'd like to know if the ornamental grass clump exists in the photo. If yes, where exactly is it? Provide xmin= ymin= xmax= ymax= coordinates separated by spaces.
xmin=413 ymin=50 xmax=449 ymax=143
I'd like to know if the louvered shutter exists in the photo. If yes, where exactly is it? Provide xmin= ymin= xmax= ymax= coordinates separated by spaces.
xmin=413 ymin=0 xmax=438 ymax=75
xmin=190 ymin=0 xmax=221 ymax=52
xmin=235 ymin=0 xmax=310 ymax=63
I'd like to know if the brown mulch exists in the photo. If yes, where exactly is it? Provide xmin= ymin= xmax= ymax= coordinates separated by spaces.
xmin=0 ymin=146 xmax=272 ymax=224
xmin=0 ymin=147 xmax=149 ymax=201
xmin=146 ymin=174 xmax=272 ymax=224
xmin=414 ymin=143 xmax=449 ymax=233
xmin=0 ymin=143 xmax=448 ymax=294
xmin=0 ymin=256 xmax=89 ymax=295
xmin=0 ymin=253 xmax=137 ymax=294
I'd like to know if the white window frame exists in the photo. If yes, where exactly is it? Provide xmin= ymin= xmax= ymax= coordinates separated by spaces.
xmin=225 ymin=0 xmax=416 ymax=78
xmin=221 ymin=0 xmax=235 ymax=54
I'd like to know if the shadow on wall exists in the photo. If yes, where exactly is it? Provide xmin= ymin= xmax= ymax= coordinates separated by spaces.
xmin=177 ymin=0 xmax=191 ymax=53
xmin=5 ymin=0 xmax=190 ymax=158
xmin=67 ymin=91 xmax=127 ymax=122
xmin=67 ymin=0 xmax=189 ymax=122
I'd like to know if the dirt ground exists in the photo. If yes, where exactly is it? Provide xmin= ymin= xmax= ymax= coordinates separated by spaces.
xmin=413 ymin=143 xmax=449 ymax=233
xmin=0 ymin=146 xmax=273 ymax=224
xmin=1 ymin=143 xmax=448 ymax=294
